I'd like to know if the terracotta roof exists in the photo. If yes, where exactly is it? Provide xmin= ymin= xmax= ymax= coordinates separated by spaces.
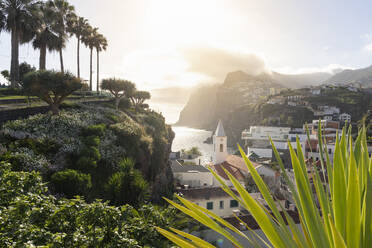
xmin=209 ymin=155 xmax=261 ymax=181
xmin=177 ymin=187 xmax=238 ymax=200
xmin=224 ymin=210 xmax=300 ymax=230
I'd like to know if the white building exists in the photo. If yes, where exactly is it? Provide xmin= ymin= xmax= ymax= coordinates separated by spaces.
xmin=339 ymin=113 xmax=351 ymax=123
xmin=210 ymin=121 xmax=277 ymax=186
xmin=171 ymin=160 xmax=213 ymax=188
xmin=213 ymin=120 xmax=229 ymax=164
xmin=310 ymin=88 xmax=321 ymax=95
xmin=241 ymin=126 xmax=291 ymax=142
xmin=178 ymin=187 xmax=244 ymax=217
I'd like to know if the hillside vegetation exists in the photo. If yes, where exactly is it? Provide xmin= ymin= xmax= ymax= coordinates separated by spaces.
xmin=0 ymin=102 xmax=174 ymax=204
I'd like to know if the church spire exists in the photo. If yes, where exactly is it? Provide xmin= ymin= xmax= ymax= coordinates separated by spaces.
xmin=213 ymin=120 xmax=228 ymax=164
xmin=215 ymin=119 xmax=226 ymax=137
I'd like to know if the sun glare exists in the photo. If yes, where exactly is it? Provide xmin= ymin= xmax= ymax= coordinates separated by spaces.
xmin=144 ymin=0 xmax=227 ymax=46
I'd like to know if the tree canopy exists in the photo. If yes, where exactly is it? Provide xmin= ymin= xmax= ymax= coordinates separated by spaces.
xmin=22 ymin=70 xmax=82 ymax=114
xmin=101 ymin=78 xmax=136 ymax=110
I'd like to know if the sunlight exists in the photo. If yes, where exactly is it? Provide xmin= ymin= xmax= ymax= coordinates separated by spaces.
xmin=143 ymin=0 xmax=227 ymax=46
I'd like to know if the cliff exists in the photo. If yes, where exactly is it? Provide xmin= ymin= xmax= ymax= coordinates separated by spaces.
xmin=177 ymin=70 xmax=372 ymax=146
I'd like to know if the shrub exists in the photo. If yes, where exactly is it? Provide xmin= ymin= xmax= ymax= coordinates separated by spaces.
xmin=51 ymin=169 xmax=92 ymax=198
xmin=1 ymin=148 xmax=50 ymax=173
xmin=76 ymin=156 xmax=97 ymax=170
xmin=105 ymin=158 xmax=148 ymax=207
xmin=159 ymin=126 xmax=372 ymax=247
xmin=0 ymin=87 xmax=23 ymax=96
xmin=83 ymin=136 xmax=100 ymax=147
xmin=82 ymin=124 xmax=106 ymax=137
xmin=119 ymin=97 xmax=132 ymax=110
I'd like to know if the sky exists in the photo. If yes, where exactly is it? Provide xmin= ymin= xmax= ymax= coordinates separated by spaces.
xmin=1 ymin=0 xmax=372 ymax=90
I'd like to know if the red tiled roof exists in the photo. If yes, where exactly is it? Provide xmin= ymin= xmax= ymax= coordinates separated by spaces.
xmin=209 ymin=155 xmax=261 ymax=181
xmin=177 ymin=187 xmax=239 ymax=200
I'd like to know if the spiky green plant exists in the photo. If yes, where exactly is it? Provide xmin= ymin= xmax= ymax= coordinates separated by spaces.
xmin=157 ymin=125 xmax=372 ymax=247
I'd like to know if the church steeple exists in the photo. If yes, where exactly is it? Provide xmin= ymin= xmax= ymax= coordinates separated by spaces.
xmin=213 ymin=120 xmax=228 ymax=164
xmin=215 ymin=119 xmax=226 ymax=137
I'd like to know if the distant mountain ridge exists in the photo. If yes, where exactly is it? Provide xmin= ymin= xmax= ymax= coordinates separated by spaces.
xmin=177 ymin=69 xmax=334 ymax=127
xmin=324 ymin=65 xmax=372 ymax=87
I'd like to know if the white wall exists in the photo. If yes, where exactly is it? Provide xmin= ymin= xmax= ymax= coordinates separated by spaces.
xmin=213 ymin=135 xmax=228 ymax=164
xmin=248 ymin=147 xmax=272 ymax=158
xmin=191 ymin=196 xmax=242 ymax=217
xmin=174 ymin=171 xmax=214 ymax=187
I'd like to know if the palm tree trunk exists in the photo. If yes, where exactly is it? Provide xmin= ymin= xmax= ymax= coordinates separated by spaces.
xmin=89 ymin=47 xmax=93 ymax=91
xmin=59 ymin=48 xmax=64 ymax=73
xmin=96 ymin=50 xmax=99 ymax=93
xmin=10 ymin=28 xmax=20 ymax=88
xmin=39 ymin=44 xmax=47 ymax=70
xmin=77 ymin=36 xmax=80 ymax=78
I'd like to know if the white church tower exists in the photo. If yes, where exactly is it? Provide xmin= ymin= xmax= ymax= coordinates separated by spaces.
xmin=213 ymin=120 xmax=228 ymax=164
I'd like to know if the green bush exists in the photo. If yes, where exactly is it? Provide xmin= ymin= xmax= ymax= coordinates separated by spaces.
xmin=76 ymin=156 xmax=97 ymax=170
xmin=0 ymin=163 xmax=188 ymax=247
xmin=82 ymin=124 xmax=106 ymax=137
xmin=83 ymin=136 xmax=100 ymax=147
xmin=51 ymin=169 xmax=92 ymax=198
xmin=0 ymin=87 xmax=23 ymax=96
xmin=119 ymin=97 xmax=132 ymax=110
xmin=105 ymin=158 xmax=148 ymax=207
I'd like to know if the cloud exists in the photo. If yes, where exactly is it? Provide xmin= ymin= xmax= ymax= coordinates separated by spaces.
xmin=364 ymin=43 xmax=372 ymax=53
xmin=181 ymin=46 xmax=268 ymax=81
xmin=274 ymin=64 xmax=353 ymax=75
xmin=119 ymin=45 xmax=269 ymax=89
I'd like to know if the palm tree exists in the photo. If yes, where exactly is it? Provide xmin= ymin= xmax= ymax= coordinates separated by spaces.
xmin=94 ymin=33 xmax=107 ymax=93
xmin=32 ymin=2 xmax=59 ymax=70
xmin=1 ymin=0 xmax=41 ymax=87
xmin=82 ymin=26 xmax=97 ymax=91
xmin=48 ymin=0 xmax=75 ymax=73
xmin=68 ymin=16 xmax=89 ymax=78
xmin=0 ymin=4 xmax=5 ymax=32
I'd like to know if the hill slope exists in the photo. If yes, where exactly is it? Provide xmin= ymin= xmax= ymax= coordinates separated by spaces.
xmin=324 ymin=65 xmax=372 ymax=87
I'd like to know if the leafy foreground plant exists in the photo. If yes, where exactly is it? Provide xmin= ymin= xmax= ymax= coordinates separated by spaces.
xmin=158 ymin=126 xmax=372 ymax=247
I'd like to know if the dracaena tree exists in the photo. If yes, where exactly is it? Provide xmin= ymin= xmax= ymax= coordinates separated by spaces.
xmin=23 ymin=70 xmax=82 ymax=115
xmin=1 ymin=0 xmax=41 ymax=87
xmin=101 ymin=78 xmax=136 ymax=110
xmin=130 ymin=90 xmax=151 ymax=110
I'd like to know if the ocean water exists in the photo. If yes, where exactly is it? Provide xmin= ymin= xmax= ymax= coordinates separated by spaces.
xmin=171 ymin=126 xmax=214 ymax=164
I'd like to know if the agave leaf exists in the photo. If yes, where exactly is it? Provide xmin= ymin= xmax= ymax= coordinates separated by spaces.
xmin=156 ymin=227 xmax=198 ymax=248
xmin=332 ymin=133 xmax=347 ymax=239
xmin=169 ymin=228 xmax=216 ymax=248
xmin=164 ymin=197 xmax=244 ymax=247
xmin=288 ymin=143 xmax=329 ymax=247
xmin=222 ymin=167 xmax=292 ymax=248
xmin=328 ymin=215 xmax=347 ymax=248
xmin=345 ymin=139 xmax=361 ymax=248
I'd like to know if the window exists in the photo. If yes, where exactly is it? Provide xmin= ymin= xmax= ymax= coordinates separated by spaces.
xmin=230 ymin=200 xmax=238 ymax=208
xmin=219 ymin=201 xmax=224 ymax=209
xmin=220 ymin=144 xmax=223 ymax=152
xmin=206 ymin=202 xmax=213 ymax=210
